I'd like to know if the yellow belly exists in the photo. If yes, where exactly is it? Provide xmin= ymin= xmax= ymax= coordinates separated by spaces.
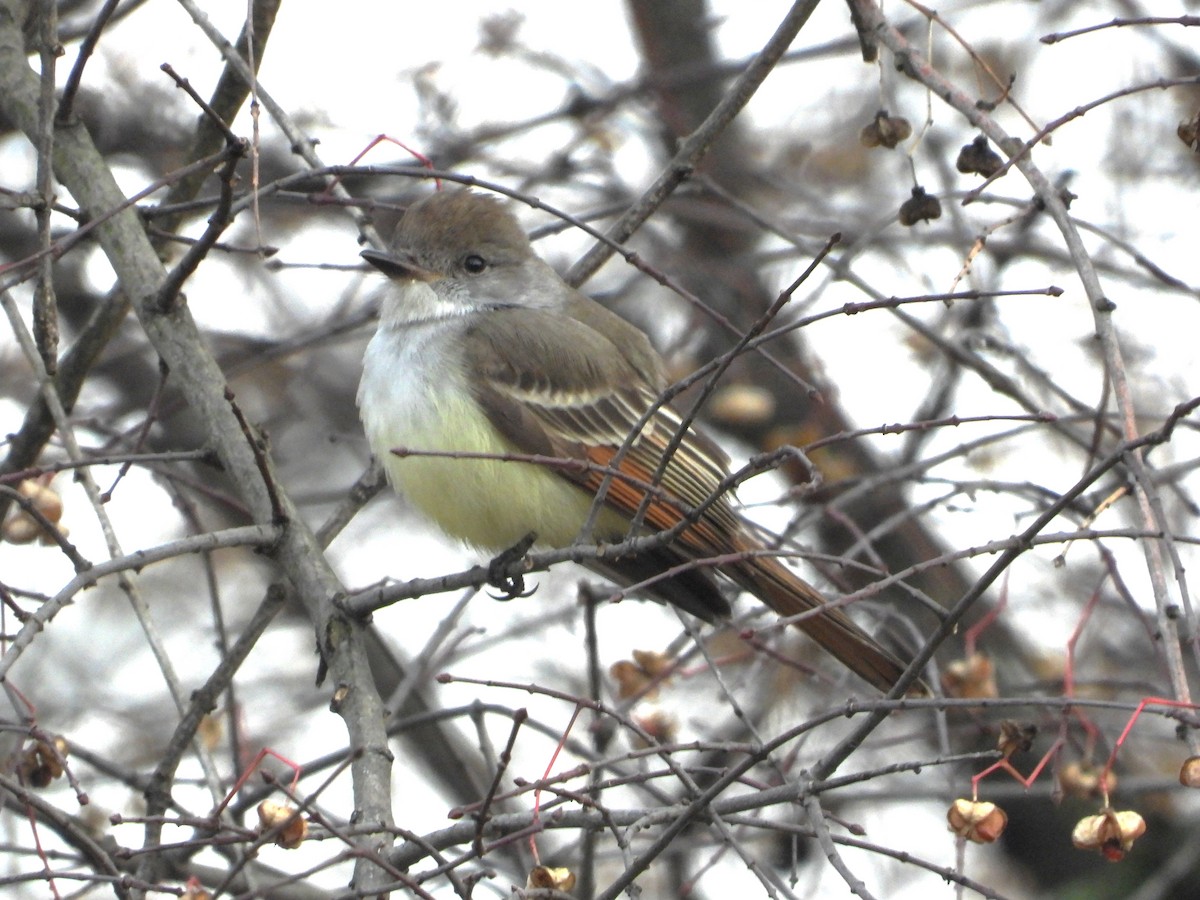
xmin=358 ymin=314 xmax=635 ymax=550
xmin=368 ymin=386 xmax=627 ymax=550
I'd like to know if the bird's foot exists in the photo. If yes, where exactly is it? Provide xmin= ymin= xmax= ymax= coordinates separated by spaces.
xmin=486 ymin=531 xmax=538 ymax=600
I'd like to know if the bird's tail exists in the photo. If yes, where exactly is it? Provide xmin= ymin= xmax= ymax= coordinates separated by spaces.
xmin=729 ymin=549 xmax=923 ymax=694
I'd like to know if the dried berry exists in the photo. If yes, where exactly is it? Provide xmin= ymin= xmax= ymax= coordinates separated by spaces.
xmin=1060 ymin=761 xmax=1115 ymax=799
xmin=528 ymin=865 xmax=577 ymax=891
xmin=610 ymin=649 xmax=674 ymax=699
xmin=257 ymin=800 xmax=308 ymax=849
xmin=899 ymin=186 xmax=941 ymax=226
xmin=997 ymin=721 xmax=1037 ymax=758
xmin=1179 ymin=111 xmax=1200 ymax=153
xmin=18 ymin=735 xmax=69 ymax=788
xmin=1179 ymin=755 xmax=1200 ymax=788
xmin=633 ymin=709 xmax=678 ymax=747
xmin=956 ymin=135 xmax=1004 ymax=177
xmin=631 ymin=649 xmax=672 ymax=679
xmin=1072 ymin=808 xmax=1145 ymax=861
xmin=941 ymin=652 xmax=997 ymax=699
xmin=708 ymin=384 xmax=777 ymax=427
xmin=609 ymin=660 xmax=650 ymax=699
xmin=860 ymin=110 xmax=912 ymax=149
xmin=3 ymin=479 xmax=66 ymax=545
xmin=947 ymin=798 xmax=1007 ymax=844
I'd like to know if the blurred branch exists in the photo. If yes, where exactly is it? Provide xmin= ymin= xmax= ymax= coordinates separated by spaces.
xmin=567 ymin=0 xmax=822 ymax=286
xmin=156 ymin=0 xmax=280 ymax=235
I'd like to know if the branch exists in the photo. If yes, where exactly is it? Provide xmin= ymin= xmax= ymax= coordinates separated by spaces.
xmin=0 ymin=8 xmax=398 ymax=890
xmin=566 ymin=0 xmax=823 ymax=286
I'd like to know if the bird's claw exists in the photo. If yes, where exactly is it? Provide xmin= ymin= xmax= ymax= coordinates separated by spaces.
xmin=486 ymin=532 xmax=537 ymax=601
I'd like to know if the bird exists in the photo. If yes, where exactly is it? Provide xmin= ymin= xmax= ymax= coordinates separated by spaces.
xmin=357 ymin=189 xmax=916 ymax=693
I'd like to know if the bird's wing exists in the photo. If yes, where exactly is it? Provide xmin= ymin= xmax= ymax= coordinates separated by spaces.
xmin=461 ymin=306 xmax=741 ymax=550
xmin=461 ymin=306 xmax=917 ymax=692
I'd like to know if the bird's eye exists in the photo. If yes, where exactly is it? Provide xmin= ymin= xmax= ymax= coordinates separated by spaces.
xmin=463 ymin=254 xmax=487 ymax=274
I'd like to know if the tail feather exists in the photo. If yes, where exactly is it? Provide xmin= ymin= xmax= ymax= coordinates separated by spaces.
xmin=597 ymin=527 xmax=924 ymax=693
xmin=730 ymin=551 xmax=921 ymax=694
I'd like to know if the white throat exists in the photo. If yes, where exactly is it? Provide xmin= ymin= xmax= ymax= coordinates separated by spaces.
xmin=378 ymin=280 xmax=471 ymax=329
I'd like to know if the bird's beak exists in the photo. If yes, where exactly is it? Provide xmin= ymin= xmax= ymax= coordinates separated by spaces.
xmin=360 ymin=248 xmax=440 ymax=283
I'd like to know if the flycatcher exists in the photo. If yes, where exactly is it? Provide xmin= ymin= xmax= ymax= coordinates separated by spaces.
xmin=358 ymin=189 xmax=915 ymax=692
